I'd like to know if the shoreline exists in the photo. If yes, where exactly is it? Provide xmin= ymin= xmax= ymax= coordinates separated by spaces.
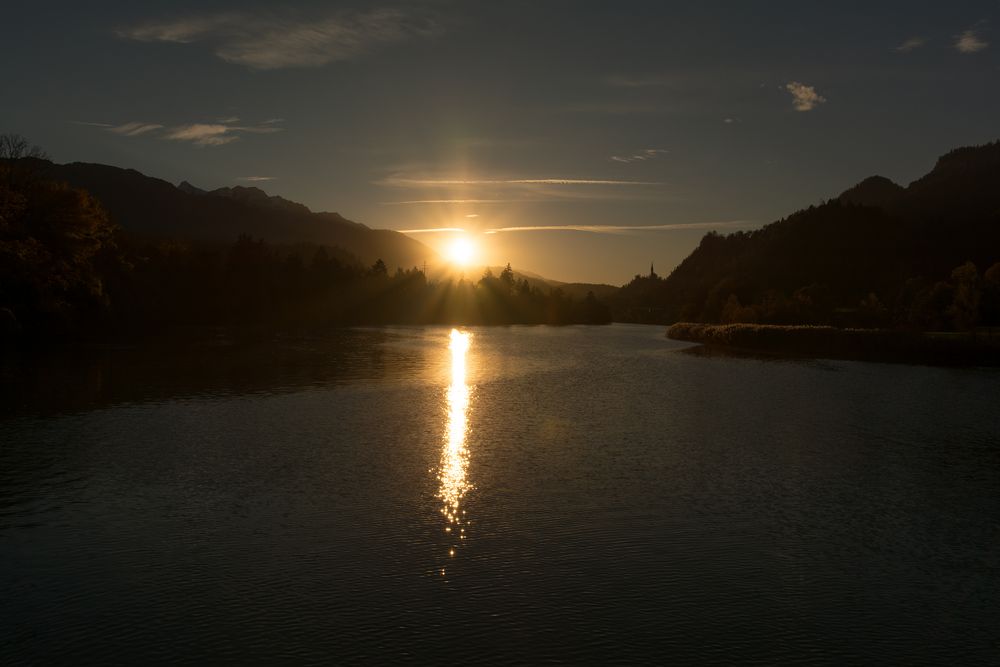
xmin=667 ymin=323 xmax=1000 ymax=367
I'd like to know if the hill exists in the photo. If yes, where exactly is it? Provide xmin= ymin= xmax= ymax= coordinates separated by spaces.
xmin=614 ymin=141 xmax=1000 ymax=329
xmin=19 ymin=158 xmax=433 ymax=271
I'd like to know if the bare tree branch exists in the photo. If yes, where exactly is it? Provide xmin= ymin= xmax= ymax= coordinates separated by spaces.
xmin=0 ymin=133 xmax=49 ymax=160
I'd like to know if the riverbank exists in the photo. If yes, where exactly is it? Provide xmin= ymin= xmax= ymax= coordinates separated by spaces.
xmin=667 ymin=323 xmax=1000 ymax=366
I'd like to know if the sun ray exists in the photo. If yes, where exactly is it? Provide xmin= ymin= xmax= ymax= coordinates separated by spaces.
xmin=445 ymin=236 xmax=477 ymax=267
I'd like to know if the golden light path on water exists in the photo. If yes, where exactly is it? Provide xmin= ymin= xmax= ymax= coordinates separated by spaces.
xmin=438 ymin=329 xmax=472 ymax=572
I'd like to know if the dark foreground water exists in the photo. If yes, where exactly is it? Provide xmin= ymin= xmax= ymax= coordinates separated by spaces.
xmin=1 ymin=324 xmax=998 ymax=664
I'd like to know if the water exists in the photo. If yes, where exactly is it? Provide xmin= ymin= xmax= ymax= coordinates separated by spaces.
xmin=1 ymin=324 xmax=998 ymax=664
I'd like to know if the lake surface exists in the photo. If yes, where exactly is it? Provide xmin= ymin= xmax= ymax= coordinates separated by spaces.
xmin=2 ymin=324 xmax=998 ymax=664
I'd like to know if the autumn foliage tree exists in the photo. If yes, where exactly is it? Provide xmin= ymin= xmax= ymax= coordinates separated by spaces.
xmin=0 ymin=158 xmax=117 ymax=334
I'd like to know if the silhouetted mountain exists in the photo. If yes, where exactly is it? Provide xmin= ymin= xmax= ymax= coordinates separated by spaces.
xmin=177 ymin=180 xmax=207 ymax=196
xmin=893 ymin=142 xmax=1000 ymax=225
xmin=615 ymin=141 xmax=1000 ymax=329
xmin=20 ymin=158 xmax=433 ymax=271
xmin=837 ymin=175 xmax=903 ymax=208
xmin=203 ymin=185 xmax=313 ymax=217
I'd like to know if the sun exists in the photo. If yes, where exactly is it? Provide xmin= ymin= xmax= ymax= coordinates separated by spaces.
xmin=445 ymin=236 xmax=477 ymax=267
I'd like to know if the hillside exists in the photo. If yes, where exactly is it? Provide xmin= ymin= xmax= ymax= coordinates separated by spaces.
xmin=20 ymin=158 xmax=434 ymax=271
xmin=614 ymin=141 xmax=1000 ymax=328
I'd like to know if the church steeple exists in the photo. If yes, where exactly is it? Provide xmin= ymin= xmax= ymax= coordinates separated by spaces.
xmin=649 ymin=262 xmax=657 ymax=279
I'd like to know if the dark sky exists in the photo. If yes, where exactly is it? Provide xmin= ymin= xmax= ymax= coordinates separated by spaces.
xmin=3 ymin=1 xmax=998 ymax=283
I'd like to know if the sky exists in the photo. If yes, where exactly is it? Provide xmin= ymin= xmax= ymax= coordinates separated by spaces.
xmin=2 ymin=1 xmax=998 ymax=284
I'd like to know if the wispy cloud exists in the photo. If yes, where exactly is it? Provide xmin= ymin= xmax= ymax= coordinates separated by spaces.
xmin=73 ymin=120 xmax=163 ymax=135
xmin=76 ymin=117 xmax=284 ymax=146
xmin=164 ymin=121 xmax=283 ymax=146
xmin=785 ymin=81 xmax=826 ymax=111
xmin=118 ymin=9 xmax=442 ymax=70
xmin=896 ymin=37 xmax=926 ymax=52
xmin=611 ymin=148 xmax=667 ymax=164
xmin=120 ymin=14 xmax=228 ymax=43
xmin=482 ymin=221 xmax=754 ymax=235
xmin=110 ymin=121 xmax=164 ymax=136
xmin=159 ymin=124 xmax=234 ymax=146
xmin=381 ymin=199 xmax=526 ymax=205
xmin=381 ymin=177 xmax=661 ymax=187
xmin=237 ymin=176 xmax=275 ymax=182
xmin=377 ymin=173 xmax=665 ymax=205
xmin=396 ymin=221 xmax=758 ymax=235
xmin=397 ymin=227 xmax=468 ymax=234
xmin=955 ymin=27 xmax=988 ymax=53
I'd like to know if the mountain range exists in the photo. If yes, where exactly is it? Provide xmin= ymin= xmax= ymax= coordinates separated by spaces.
xmin=21 ymin=158 xmax=433 ymax=271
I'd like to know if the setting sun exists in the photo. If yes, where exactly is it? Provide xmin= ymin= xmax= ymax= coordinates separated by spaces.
xmin=445 ymin=237 xmax=477 ymax=267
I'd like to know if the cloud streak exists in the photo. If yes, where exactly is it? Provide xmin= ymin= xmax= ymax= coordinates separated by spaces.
xmin=381 ymin=199 xmax=524 ymax=205
xmin=118 ymin=9 xmax=442 ymax=69
xmin=611 ymin=148 xmax=667 ymax=164
xmin=955 ymin=28 xmax=988 ymax=53
xmin=74 ymin=121 xmax=163 ymax=135
xmin=76 ymin=117 xmax=284 ymax=146
xmin=381 ymin=177 xmax=661 ymax=187
xmin=164 ymin=121 xmax=282 ymax=145
xmin=785 ymin=81 xmax=826 ymax=111
xmin=896 ymin=37 xmax=926 ymax=52
xmin=482 ymin=221 xmax=754 ymax=235
xmin=396 ymin=227 xmax=468 ymax=234
xmin=397 ymin=221 xmax=755 ymax=236
xmin=111 ymin=122 xmax=164 ymax=136
xmin=164 ymin=124 xmax=239 ymax=145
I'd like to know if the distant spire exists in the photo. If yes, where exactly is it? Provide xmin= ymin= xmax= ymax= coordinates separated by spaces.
xmin=649 ymin=262 xmax=657 ymax=278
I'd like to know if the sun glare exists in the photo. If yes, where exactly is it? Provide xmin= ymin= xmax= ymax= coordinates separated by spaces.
xmin=446 ymin=237 xmax=477 ymax=267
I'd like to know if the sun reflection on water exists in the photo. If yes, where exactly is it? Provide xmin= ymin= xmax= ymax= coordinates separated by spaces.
xmin=438 ymin=329 xmax=473 ymax=571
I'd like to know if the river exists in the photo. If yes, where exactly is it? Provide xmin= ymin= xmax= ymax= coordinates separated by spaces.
xmin=1 ymin=324 xmax=998 ymax=663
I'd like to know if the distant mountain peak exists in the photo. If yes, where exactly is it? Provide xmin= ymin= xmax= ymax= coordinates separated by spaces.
xmin=928 ymin=140 xmax=1000 ymax=177
xmin=207 ymin=185 xmax=312 ymax=216
xmin=837 ymin=175 xmax=903 ymax=208
xmin=177 ymin=180 xmax=206 ymax=196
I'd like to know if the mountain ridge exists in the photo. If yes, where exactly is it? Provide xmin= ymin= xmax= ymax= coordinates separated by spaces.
xmin=20 ymin=158 xmax=433 ymax=271
xmin=615 ymin=140 xmax=1000 ymax=327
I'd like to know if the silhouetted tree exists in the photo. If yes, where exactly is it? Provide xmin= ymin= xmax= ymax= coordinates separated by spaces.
xmin=500 ymin=263 xmax=515 ymax=292
xmin=0 ymin=133 xmax=48 ymax=160
xmin=0 ymin=161 xmax=116 ymax=334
